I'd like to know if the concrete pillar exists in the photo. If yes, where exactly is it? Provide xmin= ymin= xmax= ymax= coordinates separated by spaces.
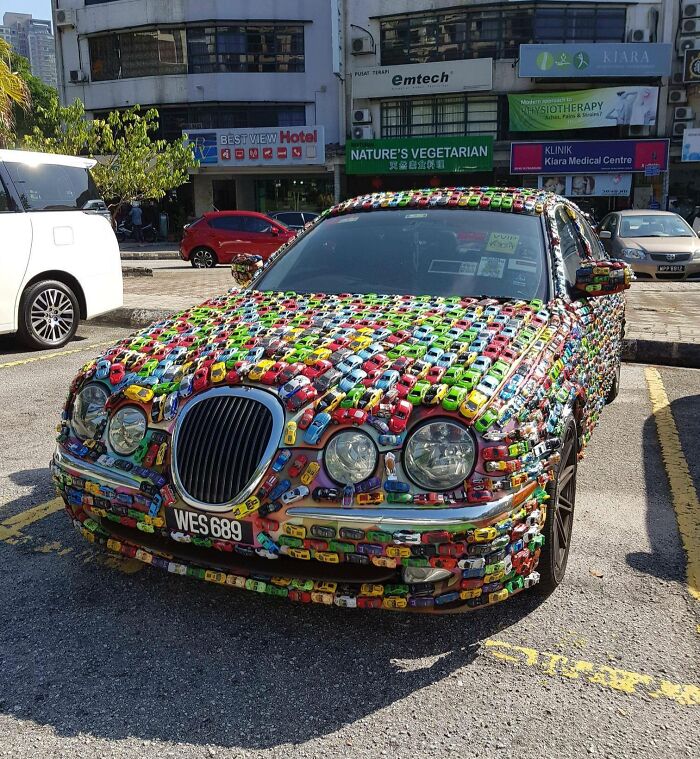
xmin=235 ymin=176 xmax=256 ymax=210
xmin=193 ymin=175 xmax=213 ymax=217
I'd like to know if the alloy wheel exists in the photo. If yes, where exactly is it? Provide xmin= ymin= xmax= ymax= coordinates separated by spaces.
xmin=551 ymin=426 xmax=577 ymax=583
xmin=30 ymin=288 xmax=75 ymax=344
xmin=191 ymin=248 xmax=215 ymax=268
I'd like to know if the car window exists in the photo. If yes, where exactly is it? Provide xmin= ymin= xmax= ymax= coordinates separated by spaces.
xmin=554 ymin=205 xmax=587 ymax=288
xmin=303 ymin=212 xmax=319 ymax=223
xmin=599 ymin=214 xmax=617 ymax=236
xmin=619 ymin=214 xmax=695 ymax=238
xmin=0 ymin=177 xmax=15 ymax=212
xmin=243 ymin=216 xmax=273 ymax=234
xmin=578 ymin=217 xmax=606 ymax=259
xmin=255 ymin=209 xmax=548 ymax=301
xmin=273 ymin=212 xmax=300 ymax=226
xmin=3 ymin=161 xmax=100 ymax=211
xmin=209 ymin=215 xmax=244 ymax=231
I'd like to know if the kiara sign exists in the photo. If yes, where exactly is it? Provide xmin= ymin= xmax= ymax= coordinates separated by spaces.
xmin=509 ymin=87 xmax=659 ymax=131
xmin=346 ymin=136 xmax=493 ymax=174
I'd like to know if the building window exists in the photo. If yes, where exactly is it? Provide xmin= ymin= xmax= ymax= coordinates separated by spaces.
xmin=89 ymin=28 xmax=187 ymax=81
xmin=186 ymin=24 xmax=304 ymax=74
xmin=380 ymin=3 xmax=626 ymax=64
xmin=381 ymin=95 xmax=498 ymax=138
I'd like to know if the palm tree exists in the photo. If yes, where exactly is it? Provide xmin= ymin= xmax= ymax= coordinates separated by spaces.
xmin=0 ymin=38 xmax=30 ymax=147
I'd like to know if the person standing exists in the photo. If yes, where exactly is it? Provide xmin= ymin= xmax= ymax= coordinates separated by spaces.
xmin=130 ymin=202 xmax=144 ymax=245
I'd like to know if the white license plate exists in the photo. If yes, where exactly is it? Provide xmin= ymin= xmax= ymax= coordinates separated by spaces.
xmin=166 ymin=508 xmax=253 ymax=543
xmin=657 ymin=265 xmax=685 ymax=273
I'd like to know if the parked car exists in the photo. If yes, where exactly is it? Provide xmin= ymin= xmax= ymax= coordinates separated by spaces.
xmin=598 ymin=209 xmax=700 ymax=281
xmin=82 ymin=199 xmax=113 ymax=225
xmin=268 ymin=211 xmax=319 ymax=231
xmin=0 ymin=149 xmax=122 ymax=349
xmin=54 ymin=186 xmax=631 ymax=612
xmin=180 ymin=211 xmax=296 ymax=268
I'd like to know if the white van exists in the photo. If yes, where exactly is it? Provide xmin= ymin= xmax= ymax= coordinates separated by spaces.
xmin=0 ymin=149 xmax=123 ymax=349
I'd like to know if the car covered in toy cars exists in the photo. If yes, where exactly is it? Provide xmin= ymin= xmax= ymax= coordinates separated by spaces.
xmin=53 ymin=187 xmax=631 ymax=613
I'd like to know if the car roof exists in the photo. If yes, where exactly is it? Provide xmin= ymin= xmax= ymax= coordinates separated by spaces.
xmin=203 ymin=210 xmax=271 ymax=218
xmin=0 ymin=148 xmax=96 ymax=169
xmin=611 ymin=210 xmax=677 ymax=216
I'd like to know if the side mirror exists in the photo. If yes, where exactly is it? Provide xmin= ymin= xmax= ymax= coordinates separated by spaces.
xmin=598 ymin=230 xmax=612 ymax=239
xmin=574 ymin=260 xmax=634 ymax=297
xmin=231 ymin=253 xmax=263 ymax=287
xmin=270 ymin=226 xmax=280 ymax=236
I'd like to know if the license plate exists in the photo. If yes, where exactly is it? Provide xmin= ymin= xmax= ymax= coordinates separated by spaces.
xmin=166 ymin=507 xmax=254 ymax=544
xmin=657 ymin=265 xmax=685 ymax=273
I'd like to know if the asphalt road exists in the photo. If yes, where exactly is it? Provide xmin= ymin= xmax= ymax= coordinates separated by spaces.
xmin=0 ymin=324 xmax=698 ymax=759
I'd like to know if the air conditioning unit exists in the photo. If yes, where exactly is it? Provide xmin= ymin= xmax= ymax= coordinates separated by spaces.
xmin=69 ymin=69 xmax=88 ymax=83
xmin=352 ymin=125 xmax=374 ymax=140
xmin=673 ymin=121 xmax=689 ymax=136
xmin=352 ymin=108 xmax=372 ymax=124
xmin=682 ymin=18 xmax=700 ymax=34
xmin=55 ymin=8 xmax=77 ymax=28
xmin=675 ymin=106 xmax=695 ymax=120
xmin=669 ymin=88 xmax=688 ymax=104
xmin=682 ymin=2 xmax=699 ymax=18
xmin=627 ymin=28 xmax=652 ymax=43
xmin=351 ymin=36 xmax=374 ymax=55
xmin=678 ymin=37 xmax=700 ymax=56
xmin=672 ymin=71 xmax=686 ymax=85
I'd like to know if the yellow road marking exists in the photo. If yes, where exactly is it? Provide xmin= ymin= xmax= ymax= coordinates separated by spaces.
xmin=483 ymin=640 xmax=700 ymax=706
xmin=0 ymin=498 xmax=65 ymax=541
xmin=645 ymin=367 xmax=700 ymax=600
xmin=0 ymin=339 xmax=116 ymax=370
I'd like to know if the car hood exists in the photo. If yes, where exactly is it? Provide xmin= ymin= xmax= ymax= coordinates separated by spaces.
xmin=619 ymin=236 xmax=699 ymax=252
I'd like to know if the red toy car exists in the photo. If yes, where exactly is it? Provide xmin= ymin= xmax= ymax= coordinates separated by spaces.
xmin=388 ymin=399 xmax=412 ymax=434
xmin=332 ymin=407 xmax=368 ymax=426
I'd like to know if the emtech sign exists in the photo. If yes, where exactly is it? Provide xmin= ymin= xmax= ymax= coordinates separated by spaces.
xmin=186 ymin=126 xmax=326 ymax=167
xmin=352 ymin=58 xmax=492 ymax=99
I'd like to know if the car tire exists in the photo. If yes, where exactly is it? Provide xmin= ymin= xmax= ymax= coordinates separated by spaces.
xmin=190 ymin=247 xmax=217 ymax=268
xmin=17 ymin=280 xmax=79 ymax=350
xmin=537 ymin=420 xmax=578 ymax=594
xmin=605 ymin=353 xmax=621 ymax=404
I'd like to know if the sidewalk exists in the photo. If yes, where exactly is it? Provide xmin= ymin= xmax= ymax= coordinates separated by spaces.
xmin=94 ymin=265 xmax=700 ymax=367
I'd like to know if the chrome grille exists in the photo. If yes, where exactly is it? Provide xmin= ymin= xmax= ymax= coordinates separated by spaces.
xmin=172 ymin=388 xmax=284 ymax=512
xmin=650 ymin=253 xmax=690 ymax=262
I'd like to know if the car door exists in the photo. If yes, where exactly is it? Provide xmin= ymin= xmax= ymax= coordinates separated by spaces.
xmin=241 ymin=215 xmax=284 ymax=259
xmin=208 ymin=215 xmax=247 ymax=262
xmin=598 ymin=213 xmax=618 ymax=256
xmin=0 ymin=173 xmax=32 ymax=333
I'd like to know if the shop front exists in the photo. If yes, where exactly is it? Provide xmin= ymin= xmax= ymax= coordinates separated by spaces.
xmin=185 ymin=125 xmax=337 ymax=216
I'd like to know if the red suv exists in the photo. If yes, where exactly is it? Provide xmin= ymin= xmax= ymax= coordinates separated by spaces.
xmin=180 ymin=211 xmax=296 ymax=268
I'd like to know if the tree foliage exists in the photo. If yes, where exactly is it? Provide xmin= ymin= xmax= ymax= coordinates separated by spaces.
xmin=10 ymin=51 xmax=59 ymax=139
xmin=24 ymin=101 xmax=198 ymax=216
xmin=0 ymin=38 xmax=30 ymax=147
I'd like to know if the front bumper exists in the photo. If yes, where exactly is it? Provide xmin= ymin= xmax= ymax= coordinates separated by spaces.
xmin=630 ymin=259 xmax=700 ymax=281
xmin=52 ymin=446 xmax=547 ymax=612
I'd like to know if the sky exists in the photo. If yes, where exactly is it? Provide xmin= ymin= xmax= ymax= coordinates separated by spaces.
xmin=0 ymin=0 xmax=52 ymax=22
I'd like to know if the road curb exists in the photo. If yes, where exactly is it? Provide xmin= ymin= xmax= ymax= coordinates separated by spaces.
xmin=120 ymin=251 xmax=180 ymax=260
xmin=621 ymin=338 xmax=700 ymax=369
xmin=91 ymin=309 xmax=700 ymax=369
xmin=121 ymin=266 xmax=153 ymax=278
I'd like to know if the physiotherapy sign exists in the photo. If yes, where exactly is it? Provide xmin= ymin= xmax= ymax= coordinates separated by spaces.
xmin=185 ymin=126 xmax=326 ymax=167
xmin=509 ymin=87 xmax=659 ymax=132
xmin=519 ymin=43 xmax=672 ymax=78
xmin=346 ymin=136 xmax=493 ymax=175
xmin=510 ymin=140 xmax=669 ymax=174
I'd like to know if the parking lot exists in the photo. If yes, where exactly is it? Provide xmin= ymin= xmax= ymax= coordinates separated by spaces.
xmin=0 ymin=324 xmax=697 ymax=758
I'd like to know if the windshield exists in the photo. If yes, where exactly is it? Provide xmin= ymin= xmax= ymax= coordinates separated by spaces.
xmin=619 ymin=214 xmax=695 ymax=238
xmin=254 ymin=209 xmax=548 ymax=300
xmin=4 ymin=161 xmax=101 ymax=212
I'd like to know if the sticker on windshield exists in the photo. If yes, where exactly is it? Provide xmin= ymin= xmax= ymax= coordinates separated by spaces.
xmin=428 ymin=260 xmax=478 ymax=276
xmin=404 ymin=213 xmax=428 ymax=219
xmin=485 ymin=232 xmax=520 ymax=254
xmin=331 ymin=215 xmax=360 ymax=224
xmin=508 ymin=258 xmax=538 ymax=273
xmin=477 ymin=257 xmax=506 ymax=278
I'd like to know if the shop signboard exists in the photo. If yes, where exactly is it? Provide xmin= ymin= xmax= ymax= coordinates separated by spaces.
xmin=510 ymin=139 xmax=669 ymax=174
xmin=681 ymin=128 xmax=700 ymax=162
xmin=346 ymin=136 xmax=493 ymax=175
xmin=537 ymin=174 xmax=632 ymax=197
xmin=509 ymin=86 xmax=659 ymax=131
xmin=185 ymin=126 xmax=326 ymax=167
xmin=683 ymin=49 xmax=700 ymax=84
xmin=351 ymin=58 xmax=492 ymax=99
xmin=519 ymin=43 xmax=672 ymax=78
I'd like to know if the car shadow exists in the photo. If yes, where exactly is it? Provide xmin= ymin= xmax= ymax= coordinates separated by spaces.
xmin=2 ymin=468 xmax=58 ymax=516
xmin=627 ymin=394 xmax=699 ymax=583
xmin=0 ymin=333 xmax=89 ymax=357
xmin=0 ymin=538 xmax=548 ymax=749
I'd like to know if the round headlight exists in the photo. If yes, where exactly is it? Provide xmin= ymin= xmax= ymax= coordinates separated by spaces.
xmin=324 ymin=430 xmax=378 ymax=485
xmin=108 ymin=406 xmax=147 ymax=455
xmin=72 ymin=383 xmax=109 ymax=440
xmin=404 ymin=420 xmax=475 ymax=492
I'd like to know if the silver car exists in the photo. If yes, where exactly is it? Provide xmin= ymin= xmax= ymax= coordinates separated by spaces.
xmin=598 ymin=210 xmax=700 ymax=281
